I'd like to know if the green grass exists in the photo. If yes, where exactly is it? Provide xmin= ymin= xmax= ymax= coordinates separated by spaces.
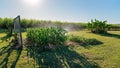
xmin=0 ymin=31 xmax=120 ymax=68
xmin=69 ymin=31 xmax=120 ymax=67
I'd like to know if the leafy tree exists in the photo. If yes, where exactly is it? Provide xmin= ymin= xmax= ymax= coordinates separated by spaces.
xmin=87 ymin=19 xmax=110 ymax=33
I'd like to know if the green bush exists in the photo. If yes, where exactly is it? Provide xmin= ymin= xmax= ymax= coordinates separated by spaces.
xmin=87 ymin=19 xmax=110 ymax=33
xmin=0 ymin=18 xmax=3 ymax=27
xmin=26 ymin=27 xmax=67 ymax=50
xmin=68 ymin=35 xmax=85 ymax=43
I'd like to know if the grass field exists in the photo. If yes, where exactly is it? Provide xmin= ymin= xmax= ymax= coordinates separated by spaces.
xmin=0 ymin=31 xmax=120 ymax=68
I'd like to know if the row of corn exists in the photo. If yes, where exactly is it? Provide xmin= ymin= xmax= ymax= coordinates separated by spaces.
xmin=26 ymin=27 xmax=67 ymax=48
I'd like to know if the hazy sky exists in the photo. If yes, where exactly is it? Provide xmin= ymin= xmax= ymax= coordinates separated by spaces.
xmin=0 ymin=0 xmax=120 ymax=24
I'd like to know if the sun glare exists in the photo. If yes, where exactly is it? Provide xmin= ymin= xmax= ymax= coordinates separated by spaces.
xmin=22 ymin=0 xmax=44 ymax=6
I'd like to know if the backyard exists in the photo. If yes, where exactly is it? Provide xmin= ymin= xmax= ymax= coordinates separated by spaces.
xmin=0 ymin=31 xmax=120 ymax=68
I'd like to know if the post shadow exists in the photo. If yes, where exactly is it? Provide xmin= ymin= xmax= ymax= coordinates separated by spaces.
xmin=67 ymin=38 xmax=103 ymax=49
xmin=0 ymin=43 xmax=14 ymax=67
xmin=10 ymin=49 xmax=22 ymax=68
xmin=0 ymin=42 xmax=22 ymax=68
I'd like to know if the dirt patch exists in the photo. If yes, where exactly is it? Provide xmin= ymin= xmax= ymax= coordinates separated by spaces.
xmin=66 ymin=41 xmax=79 ymax=46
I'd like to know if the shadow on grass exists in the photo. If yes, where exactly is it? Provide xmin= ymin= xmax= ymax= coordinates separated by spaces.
xmin=67 ymin=39 xmax=103 ymax=49
xmin=97 ymin=32 xmax=120 ymax=39
xmin=0 ymin=42 xmax=22 ymax=68
xmin=27 ymin=46 xmax=100 ymax=68
xmin=0 ymin=29 xmax=7 ymax=33
xmin=0 ymin=34 xmax=11 ymax=42
xmin=80 ymin=39 xmax=103 ymax=48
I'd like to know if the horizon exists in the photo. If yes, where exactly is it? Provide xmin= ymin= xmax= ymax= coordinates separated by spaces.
xmin=0 ymin=0 xmax=120 ymax=24
xmin=1 ymin=17 xmax=120 ymax=24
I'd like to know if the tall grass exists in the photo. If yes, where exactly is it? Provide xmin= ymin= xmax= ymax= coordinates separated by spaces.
xmin=0 ymin=18 xmax=13 ymax=29
xmin=0 ymin=17 xmax=87 ymax=30
xmin=108 ymin=24 xmax=120 ymax=31
xmin=0 ymin=17 xmax=120 ymax=31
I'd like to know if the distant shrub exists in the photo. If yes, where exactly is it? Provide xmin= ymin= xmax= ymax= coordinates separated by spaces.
xmin=26 ymin=27 xmax=67 ymax=50
xmin=108 ymin=24 xmax=120 ymax=31
xmin=0 ymin=18 xmax=3 ymax=27
xmin=21 ymin=19 xmax=38 ymax=28
xmin=87 ymin=19 xmax=110 ymax=34
xmin=0 ymin=18 xmax=13 ymax=29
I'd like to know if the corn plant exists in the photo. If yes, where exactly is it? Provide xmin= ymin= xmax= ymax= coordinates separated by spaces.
xmin=26 ymin=27 xmax=67 ymax=50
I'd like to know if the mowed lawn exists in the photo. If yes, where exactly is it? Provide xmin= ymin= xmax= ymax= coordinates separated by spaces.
xmin=0 ymin=31 xmax=120 ymax=68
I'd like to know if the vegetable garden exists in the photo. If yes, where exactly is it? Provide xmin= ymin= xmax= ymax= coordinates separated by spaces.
xmin=26 ymin=27 xmax=67 ymax=50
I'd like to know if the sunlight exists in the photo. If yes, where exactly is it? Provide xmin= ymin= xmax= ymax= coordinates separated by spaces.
xmin=22 ymin=0 xmax=44 ymax=6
